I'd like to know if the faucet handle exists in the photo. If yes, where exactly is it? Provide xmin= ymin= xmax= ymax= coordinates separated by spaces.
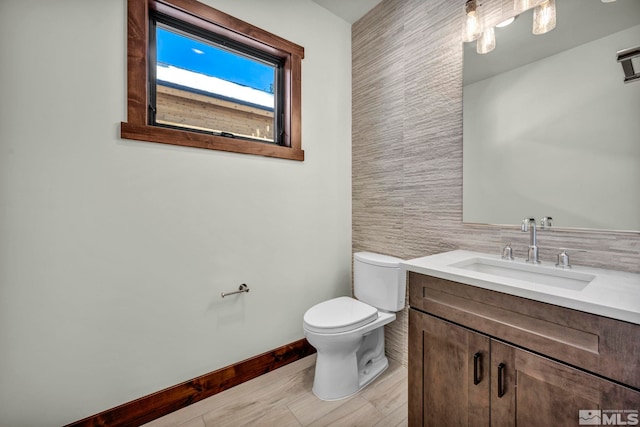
xmin=555 ymin=248 xmax=587 ymax=269
xmin=540 ymin=216 xmax=553 ymax=228
xmin=502 ymin=242 xmax=514 ymax=260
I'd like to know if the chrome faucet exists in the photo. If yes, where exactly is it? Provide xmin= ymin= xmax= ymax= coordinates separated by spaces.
xmin=521 ymin=218 xmax=540 ymax=264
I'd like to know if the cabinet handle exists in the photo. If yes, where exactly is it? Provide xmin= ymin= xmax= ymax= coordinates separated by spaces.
xmin=497 ymin=363 xmax=506 ymax=398
xmin=473 ymin=352 xmax=482 ymax=385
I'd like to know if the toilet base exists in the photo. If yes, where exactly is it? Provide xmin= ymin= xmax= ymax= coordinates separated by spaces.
xmin=312 ymin=355 xmax=389 ymax=401
xmin=358 ymin=354 xmax=389 ymax=390
xmin=310 ymin=325 xmax=390 ymax=401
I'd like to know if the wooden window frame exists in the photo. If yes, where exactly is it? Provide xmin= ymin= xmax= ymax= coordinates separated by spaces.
xmin=121 ymin=0 xmax=305 ymax=161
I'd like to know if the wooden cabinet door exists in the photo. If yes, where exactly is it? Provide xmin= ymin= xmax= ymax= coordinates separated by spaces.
xmin=409 ymin=309 xmax=490 ymax=427
xmin=490 ymin=341 xmax=640 ymax=427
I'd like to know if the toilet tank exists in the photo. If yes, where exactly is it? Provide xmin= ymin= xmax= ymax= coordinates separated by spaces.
xmin=353 ymin=252 xmax=405 ymax=312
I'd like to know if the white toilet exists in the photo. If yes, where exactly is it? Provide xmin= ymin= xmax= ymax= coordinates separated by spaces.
xmin=303 ymin=252 xmax=405 ymax=401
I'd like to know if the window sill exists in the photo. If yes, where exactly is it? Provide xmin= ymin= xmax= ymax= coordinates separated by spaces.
xmin=121 ymin=122 xmax=304 ymax=161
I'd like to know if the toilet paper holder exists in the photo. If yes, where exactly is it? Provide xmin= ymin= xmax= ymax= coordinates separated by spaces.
xmin=221 ymin=283 xmax=250 ymax=298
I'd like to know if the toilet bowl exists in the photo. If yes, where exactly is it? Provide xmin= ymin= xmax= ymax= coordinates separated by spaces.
xmin=304 ymin=297 xmax=395 ymax=400
xmin=303 ymin=252 xmax=405 ymax=401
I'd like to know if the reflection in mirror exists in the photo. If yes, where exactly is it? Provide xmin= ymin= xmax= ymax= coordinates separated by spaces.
xmin=463 ymin=0 xmax=640 ymax=232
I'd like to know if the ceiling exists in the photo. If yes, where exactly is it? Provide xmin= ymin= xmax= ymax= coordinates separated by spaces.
xmin=311 ymin=0 xmax=383 ymax=23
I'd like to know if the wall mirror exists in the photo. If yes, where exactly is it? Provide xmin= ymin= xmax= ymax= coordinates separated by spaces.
xmin=463 ymin=0 xmax=640 ymax=232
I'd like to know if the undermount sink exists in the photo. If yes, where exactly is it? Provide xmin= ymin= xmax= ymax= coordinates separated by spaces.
xmin=402 ymin=250 xmax=640 ymax=325
xmin=448 ymin=257 xmax=596 ymax=291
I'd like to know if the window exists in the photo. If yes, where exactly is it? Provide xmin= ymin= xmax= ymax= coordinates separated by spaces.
xmin=153 ymin=24 xmax=280 ymax=143
xmin=121 ymin=0 xmax=304 ymax=161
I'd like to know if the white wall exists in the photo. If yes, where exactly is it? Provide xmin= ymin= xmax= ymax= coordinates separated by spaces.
xmin=464 ymin=25 xmax=640 ymax=230
xmin=0 ymin=1 xmax=352 ymax=425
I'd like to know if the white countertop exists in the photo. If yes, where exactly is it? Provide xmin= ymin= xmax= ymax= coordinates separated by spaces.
xmin=402 ymin=250 xmax=640 ymax=325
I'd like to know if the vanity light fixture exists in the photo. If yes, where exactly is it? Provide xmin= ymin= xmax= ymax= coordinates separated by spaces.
xmin=532 ymin=0 xmax=556 ymax=35
xmin=601 ymin=0 xmax=616 ymax=2
xmin=477 ymin=27 xmax=496 ymax=54
xmin=462 ymin=0 xmax=495 ymax=55
xmin=463 ymin=0 xmax=482 ymax=42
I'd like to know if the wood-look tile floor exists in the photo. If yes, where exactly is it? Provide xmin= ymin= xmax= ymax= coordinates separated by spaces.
xmin=143 ymin=354 xmax=408 ymax=427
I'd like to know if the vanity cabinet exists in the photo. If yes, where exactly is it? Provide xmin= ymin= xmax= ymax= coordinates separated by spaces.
xmin=408 ymin=272 xmax=640 ymax=427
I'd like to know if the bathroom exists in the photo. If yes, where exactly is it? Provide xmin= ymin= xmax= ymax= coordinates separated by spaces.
xmin=0 ymin=0 xmax=638 ymax=426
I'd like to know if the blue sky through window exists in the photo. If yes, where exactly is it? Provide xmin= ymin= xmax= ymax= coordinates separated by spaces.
xmin=156 ymin=27 xmax=275 ymax=94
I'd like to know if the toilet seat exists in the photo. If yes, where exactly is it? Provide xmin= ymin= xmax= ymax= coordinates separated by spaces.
xmin=303 ymin=296 xmax=378 ymax=334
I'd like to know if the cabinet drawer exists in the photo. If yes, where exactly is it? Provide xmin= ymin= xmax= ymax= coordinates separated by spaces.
xmin=409 ymin=272 xmax=640 ymax=389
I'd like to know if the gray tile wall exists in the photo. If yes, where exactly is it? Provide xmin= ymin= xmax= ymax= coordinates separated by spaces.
xmin=352 ymin=0 xmax=640 ymax=367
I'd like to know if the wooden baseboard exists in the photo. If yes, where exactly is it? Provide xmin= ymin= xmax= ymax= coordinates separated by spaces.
xmin=65 ymin=339 xmax=316 ymax=427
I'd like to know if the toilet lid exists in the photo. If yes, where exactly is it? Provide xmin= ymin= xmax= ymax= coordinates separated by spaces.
xmin=303 ymin=296 xmax=378 ymax=334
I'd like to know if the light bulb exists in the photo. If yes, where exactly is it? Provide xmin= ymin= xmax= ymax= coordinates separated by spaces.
xmin=477 ymin=27 xmax=496 ymax=54
xmin=463 ymin=0 xmax=482 ymax=42
xmin=496 ymin=17 xmax=516 ymax=28
xmin=533 ymin=0 xmax=556 ymax=35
